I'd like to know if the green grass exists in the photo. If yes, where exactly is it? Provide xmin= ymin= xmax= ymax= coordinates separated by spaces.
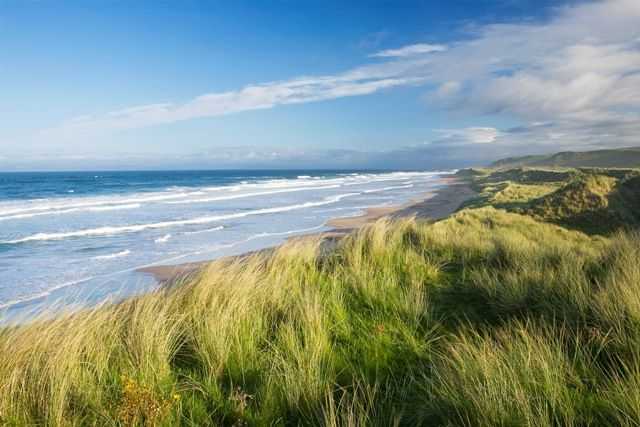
xmin=463 ymin=181 xmax=559 ymax=211
xmin=459 ymin=167 xmax=640 ymax=235
xmin=525 ymin=174 xmax=619 ymax=234
xmin=3 ymin=206 xmax=640 ymax=425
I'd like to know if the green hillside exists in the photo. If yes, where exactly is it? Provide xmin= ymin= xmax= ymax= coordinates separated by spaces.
xmin=491 ymin=147 xmax=640 ymax=169
xmin=461 ymin=167 xmax=640 ymax=235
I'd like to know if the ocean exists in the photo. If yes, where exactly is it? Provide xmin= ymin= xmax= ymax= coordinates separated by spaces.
xmin=0 ymin=169 xmax=451 ymax=317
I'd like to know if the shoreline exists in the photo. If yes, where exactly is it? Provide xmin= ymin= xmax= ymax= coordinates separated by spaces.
xmin=138 ymin=177 xmax=475 ymax=284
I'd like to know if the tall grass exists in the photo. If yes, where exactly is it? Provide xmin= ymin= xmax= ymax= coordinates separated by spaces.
xmin=1 ymin=208 xmax=640 ymax=425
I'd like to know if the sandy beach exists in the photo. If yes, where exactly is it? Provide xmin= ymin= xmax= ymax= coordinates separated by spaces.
xmin=138 ymin=177 xmax=475 ymax=283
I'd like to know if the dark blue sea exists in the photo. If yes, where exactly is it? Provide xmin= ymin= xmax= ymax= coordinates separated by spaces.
xmin=0 ymin=169 xmax=451 ymax=318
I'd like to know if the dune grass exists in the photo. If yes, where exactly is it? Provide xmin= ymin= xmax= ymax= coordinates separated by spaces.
xmin=2 ymin=208 xmax=640 ymax=425
xmin=461 ymin=167 xmax=640 ymax=235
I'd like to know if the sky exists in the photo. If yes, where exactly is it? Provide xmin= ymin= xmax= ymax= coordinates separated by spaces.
xmin=1 ymin=0 xmax=639 ymax=171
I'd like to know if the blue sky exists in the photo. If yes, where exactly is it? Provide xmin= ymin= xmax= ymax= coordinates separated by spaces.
xmin=1 ymin=0 xmax=639 ymax=170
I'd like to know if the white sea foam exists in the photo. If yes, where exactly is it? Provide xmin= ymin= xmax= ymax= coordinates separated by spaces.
xmin=154 ymin=234 xmax=172 ymax=243
xmin=1 ymin=193 xmax=359 ymax=244
xmin=183 ymin=226 xmax=225 ymax=235
xmin=0 ymin=276 xmax=95 ymax=310
xmin=0 ymin=171 xmax=448 ymax=218
xmin=218 ymin=178 xmax=342 ymax=192
xmin=93 ymin=250 xmax=131 ymax=260
xmin=165 ymin=184 xmax=341 ymax=204
xmin=363 ymin=184 xmax=414 ymax=193
xmin=0 ymin=193 xmax=188 ymax=217
xmin=248 ymin=224 xmax=326 ymax=239
xmin=0 ymin=203 xmax=141 ymax=221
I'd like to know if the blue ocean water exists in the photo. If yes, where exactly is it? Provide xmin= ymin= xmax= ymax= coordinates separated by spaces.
xmin=0 ymin=169 xmax=451 ymax=318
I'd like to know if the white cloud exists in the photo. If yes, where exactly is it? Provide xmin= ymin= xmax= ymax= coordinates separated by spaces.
xmin=45 ymin=73 xmax=426 ymax=137
xmin=44 ymin=0 xmax=640 ymax=153
xmin=435 ymin=81 xmax=461 ymax=98
xmin=369 ymin=43 xmax=447 ymax=58
xmin=424 ymin=0 xmax=640 ymax=129
xmin=436 ymin=127 xmax=501 ymax=144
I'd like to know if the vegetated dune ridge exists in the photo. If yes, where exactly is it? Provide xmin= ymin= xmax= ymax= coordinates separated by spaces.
xmin=490 ymin=145 xmax=640 ymax=169
xmin=463 ymin=166 xmax=640 ymax=234
xmin=2 ymin=166 xmax=640 ymax=425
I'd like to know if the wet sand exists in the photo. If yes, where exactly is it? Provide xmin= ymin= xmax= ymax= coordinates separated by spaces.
xmin=138 ymin=177 xmax=475 ymax=283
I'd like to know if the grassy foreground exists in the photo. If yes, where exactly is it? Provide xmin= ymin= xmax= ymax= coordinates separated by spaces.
xmin=2 ymin=201 xmax=640 ymax=425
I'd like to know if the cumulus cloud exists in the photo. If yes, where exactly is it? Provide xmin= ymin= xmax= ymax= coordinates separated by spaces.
xmin=44 ymin=0 xmax=640 ymax=159
xmin=418 ymin=0 xmax=640 ymax=152
xmin=423 ymin=0 xmax=640 ymax=137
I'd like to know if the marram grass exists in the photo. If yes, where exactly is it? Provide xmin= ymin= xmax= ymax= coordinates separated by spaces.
xmin=2 ymin=208 xmax=640 ymax=426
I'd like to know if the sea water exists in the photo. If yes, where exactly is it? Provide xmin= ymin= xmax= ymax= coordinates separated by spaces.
xmin=0 ymin=169 xmax=451 ymax=317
